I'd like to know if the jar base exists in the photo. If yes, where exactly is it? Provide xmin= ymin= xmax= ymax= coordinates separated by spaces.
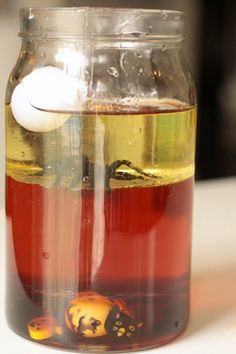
xmin=7 ymin=318 xmax=189 ymax=353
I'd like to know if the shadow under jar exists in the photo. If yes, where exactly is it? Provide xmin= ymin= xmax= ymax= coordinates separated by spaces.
xmin=5 ymin=7 xmax=197 ymax=352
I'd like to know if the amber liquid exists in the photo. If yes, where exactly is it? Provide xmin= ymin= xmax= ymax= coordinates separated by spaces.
xmin=6 ymin=103 xmax=196 ymax=351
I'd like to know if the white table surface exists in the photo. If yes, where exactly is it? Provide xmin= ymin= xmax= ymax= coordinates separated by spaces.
xmin=1 ymin=178 xmax=236 ymax=353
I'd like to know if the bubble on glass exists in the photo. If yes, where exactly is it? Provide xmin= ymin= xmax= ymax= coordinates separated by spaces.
xmin=162 ymin=44 xmax=166 ymax=52
xmin=161 ymin=11 xmax=169 ymax=20
xmin=84 ymin=217 xmax=91 ymax=224
xmin=133 ymin=127 xmax=142 ymax=134
xmin=45 ymin=165 xmax=52 ymax=172
xmin=21 ymin=151 xmax=25 ymax=157
xmin=124 ymin=97 xmax=132 ymax=104
xmin=40 ymin=51 xmax=46 ymax=58
xmin=122 ymin=96 xmax=138 ymax=108
xmin=128 ymin=138 xmax=136 ymax=146
xmin=135 ymin=52 xmax=142 ymax=59
xmin=42 ymin=33 xmax=48 ymax=43
xmin=107 ymin=67 xmax=119 ymax=78
xmin=42 ymin=252 xmax=50 ymax=260
xmin=138 ymin=68 xmax=144 ymax=75
xmin=82 ymin=176 xmax=89 ymax=183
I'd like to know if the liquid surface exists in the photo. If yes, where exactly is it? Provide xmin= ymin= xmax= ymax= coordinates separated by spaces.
xmin=6 ymin=102 xmax=196 ymax=351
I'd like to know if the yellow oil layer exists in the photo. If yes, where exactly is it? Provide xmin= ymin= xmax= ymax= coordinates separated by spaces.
xmin=6 ymin=104 xmax=197 ymax=189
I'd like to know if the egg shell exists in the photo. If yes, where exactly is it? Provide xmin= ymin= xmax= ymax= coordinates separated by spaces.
xmin=11 ymin=83 xmax=69 ymax=132
xmin=11 ymin=66 xmax=82 ymax=132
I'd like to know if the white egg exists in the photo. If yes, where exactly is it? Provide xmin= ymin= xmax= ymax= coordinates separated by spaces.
xmin=11 ymin=66 xmax=83 ymax=132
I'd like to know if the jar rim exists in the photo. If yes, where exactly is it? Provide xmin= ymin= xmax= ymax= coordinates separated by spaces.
xmin=20 ymin=7 xmax=184 ymax=16
xmin=19 ymin=7 xmax=185 ymax=40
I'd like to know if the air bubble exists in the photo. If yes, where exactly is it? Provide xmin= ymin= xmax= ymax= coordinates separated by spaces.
xmin=125 ymin=97 xmax=132 ymax=104
xmin=135 ymin=52 xmax=142 ymax=58
xmin=82 ymin=176 xmax=89 ymax=183
xmin=138 ymin=68 xmax=144 ymax=75
xmin=161 ymin=11 xmax=168 ymax=20
xmin=21 ymin=151 xmax=25 ymax=157
xmin=42 ymin=252 xmax=50 ymax=260
xmin=42 ymin=34 xmax=48 ymax=43
xmin=107 ymin=67 xmax=119 ymax=78
xmin=162 ymin=44 xmax=166 ymax=52
xmin=128 ymin=138 xmax=136 ymax=146
xmin=133 ymin=127 xmax=142 ymax=134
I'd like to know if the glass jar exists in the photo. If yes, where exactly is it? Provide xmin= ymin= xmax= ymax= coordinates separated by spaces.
xmin=5 ymin=7 xmax=196 ymax=352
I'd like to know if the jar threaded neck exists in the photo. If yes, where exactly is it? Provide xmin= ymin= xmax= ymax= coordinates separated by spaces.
xmin=19 ymin=7 xmax=184 ymax=41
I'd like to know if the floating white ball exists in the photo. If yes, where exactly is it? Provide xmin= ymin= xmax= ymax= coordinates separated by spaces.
xmin=11 ymin=66 xmax=82 ymax=132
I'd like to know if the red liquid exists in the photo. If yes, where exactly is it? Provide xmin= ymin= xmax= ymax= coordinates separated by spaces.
xmin=6 ymin=176 xmax=193 ymax=351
